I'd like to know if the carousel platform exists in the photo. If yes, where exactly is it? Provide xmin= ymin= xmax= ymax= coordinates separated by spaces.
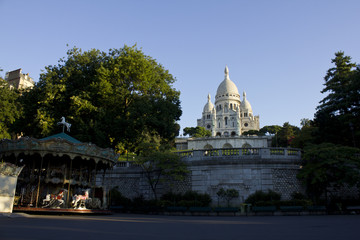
xmin=13 ymin=206 xmax=113 ymax=215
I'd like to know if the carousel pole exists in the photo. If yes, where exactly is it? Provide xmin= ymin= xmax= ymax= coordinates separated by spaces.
xmin=92 ymin=161 xmax=98 ymax=200
xmin=35 ymin=155 xmax=44 ymax=208
xmin=66 ymin=158 xmax=73 ymax=208
xmin=102 ymin=168 xmax=107 ymax=209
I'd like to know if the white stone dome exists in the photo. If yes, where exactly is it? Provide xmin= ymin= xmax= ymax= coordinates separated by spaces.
xmin=215 ymin=66 xmax=240 ymax=98
xmin=241 ymin=91 xmax=253 ymax=112
xmin=203 ymin=94 xmax=214 ymax=112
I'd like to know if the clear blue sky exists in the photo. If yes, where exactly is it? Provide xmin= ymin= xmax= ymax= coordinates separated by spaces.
xmin=1 ymin=0 xmax=359 ymax=134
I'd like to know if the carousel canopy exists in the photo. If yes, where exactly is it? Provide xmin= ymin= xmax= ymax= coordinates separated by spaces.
xmin=40 ymin=132 xmax=82 ymax=144
xmin=0 ymin=133 xmax=118 ymax=166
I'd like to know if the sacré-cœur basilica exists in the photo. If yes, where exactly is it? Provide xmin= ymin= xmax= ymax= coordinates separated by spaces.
xmin=198 ymin=65 xmax=259 ymax=137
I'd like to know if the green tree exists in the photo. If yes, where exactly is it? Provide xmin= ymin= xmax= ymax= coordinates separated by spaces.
xmin=16 ymin=45 xmax=181 ymax=151
xmin=242 ymin=130 xmax=264 ymax=136
xmin=300 ymin=118 xmax=311 ymax=128
xmin=314 ymin=52 xmax=360 ymax=147
xmin=260 ymin=125 xmax=282 ymax=135
xmin=297 ymin=52 xmax=360 ymax=205
xmin=259 ymin=124 xmax=298 ymax=147
xmin=297 ymin=143 xmax=360 ymax=203
xmin=216 ymin=188 xmax=239 ymax=207
xmin=0 ymin=77 xmax=22 ymax=139
xmin=136 ymin=141 xmax=188 ymax=200
xmin=291 ymin=119 xmax=318 ymax=149
xmin=183 ymin=126 xmax=211 ymax=138
xmin=276 ymin=122 xmax=300 ymax=147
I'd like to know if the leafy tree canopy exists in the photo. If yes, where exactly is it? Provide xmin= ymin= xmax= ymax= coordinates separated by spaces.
xmin=0 ymin=76 xmax=22 ymax=139
xmin=276 ymin=122 xmax=300 ymax=147
xmin=291 ymin=119 xmax=318 ymax=149
xmin=16 ymin=45 xmax=182 ymax=151
xmin=183 ymin=126 xmax=211 ymax=138
xmin=297 ymin=143 xmax=360 ymax=201
xmin=253 ymin=124 xmax=299 ymax=147
xmin=260 ymin=125 xmax=282 ymax=135
xmin=242 ymin=130 xmax=264 ymax=136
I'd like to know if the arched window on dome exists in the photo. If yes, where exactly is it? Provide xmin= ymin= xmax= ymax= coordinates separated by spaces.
xmin=230 ymin=103 xmax=233 ymax=110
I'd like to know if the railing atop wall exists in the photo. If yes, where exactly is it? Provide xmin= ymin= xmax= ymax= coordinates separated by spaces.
xmin=175 ymin=147 xmax=301 ymax=159
xmin=114 ymin=161 xmax=141 ymax=168
xmin=114 ymin=148 xmax=301 ymax=168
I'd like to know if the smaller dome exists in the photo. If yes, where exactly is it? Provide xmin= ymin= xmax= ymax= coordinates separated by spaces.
xmin=203 ymin=93 xmax=214 ymax=112
xmin=241 ymin=91 xmax=253 ymax=113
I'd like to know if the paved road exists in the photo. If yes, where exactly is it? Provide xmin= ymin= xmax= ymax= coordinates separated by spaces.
xmin=1 ymin=213 xmax=359 ymax=240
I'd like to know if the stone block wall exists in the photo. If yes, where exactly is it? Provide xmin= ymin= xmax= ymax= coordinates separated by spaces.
xmin=186 ymin=158 xmax=303 ymax=205
xmin=99 ymin=153 xmax=303 ymax=206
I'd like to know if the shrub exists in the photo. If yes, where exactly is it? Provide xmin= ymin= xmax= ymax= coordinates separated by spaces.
xmin=291 ymin=192 xmax=307 ymax=200
xmin=217 ymin=188 xmax=239 ymax=207
xmin=161 ymin=192 xmax=183 ymax=203
xmin=109 ymin=187 xmax=131 ymax=206
xmin=160 ymin=191 xmax=212 ymax=207
xmin=245 ymin=190 xmax=281 ymax=205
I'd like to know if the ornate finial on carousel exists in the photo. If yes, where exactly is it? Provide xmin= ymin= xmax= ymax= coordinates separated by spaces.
xmin=57 ymin=117 xmax=71 ymax=133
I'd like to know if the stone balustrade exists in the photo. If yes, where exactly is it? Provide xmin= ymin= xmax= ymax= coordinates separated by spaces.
xmin=114 ymin=148 xmax=301 ymax=168
xmin=176 ymin=147 xmax=301 ymax=160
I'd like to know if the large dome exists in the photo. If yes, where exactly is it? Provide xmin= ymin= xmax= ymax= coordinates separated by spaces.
xmin=215 ymin=66 xmax=240 ymax=98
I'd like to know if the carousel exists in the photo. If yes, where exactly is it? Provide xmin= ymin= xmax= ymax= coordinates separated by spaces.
xmin=0 ymin=117 xmax=118 ymax=213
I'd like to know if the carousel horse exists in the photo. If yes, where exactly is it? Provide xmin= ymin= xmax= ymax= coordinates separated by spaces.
xmin=42 ymin=190 xmax=66 ymax=208
xmin=72 ymin=189 xmax=90 ymax=209
xmin=57 ymin=117 xmax=71 ymax=132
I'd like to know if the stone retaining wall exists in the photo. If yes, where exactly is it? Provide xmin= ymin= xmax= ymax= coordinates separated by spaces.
xmin=99 ymin=148 xmax=304 ymax=205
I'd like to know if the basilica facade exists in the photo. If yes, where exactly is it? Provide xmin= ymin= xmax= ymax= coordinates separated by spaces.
xmin=197 ymin=66 xmax=259 ymax=137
